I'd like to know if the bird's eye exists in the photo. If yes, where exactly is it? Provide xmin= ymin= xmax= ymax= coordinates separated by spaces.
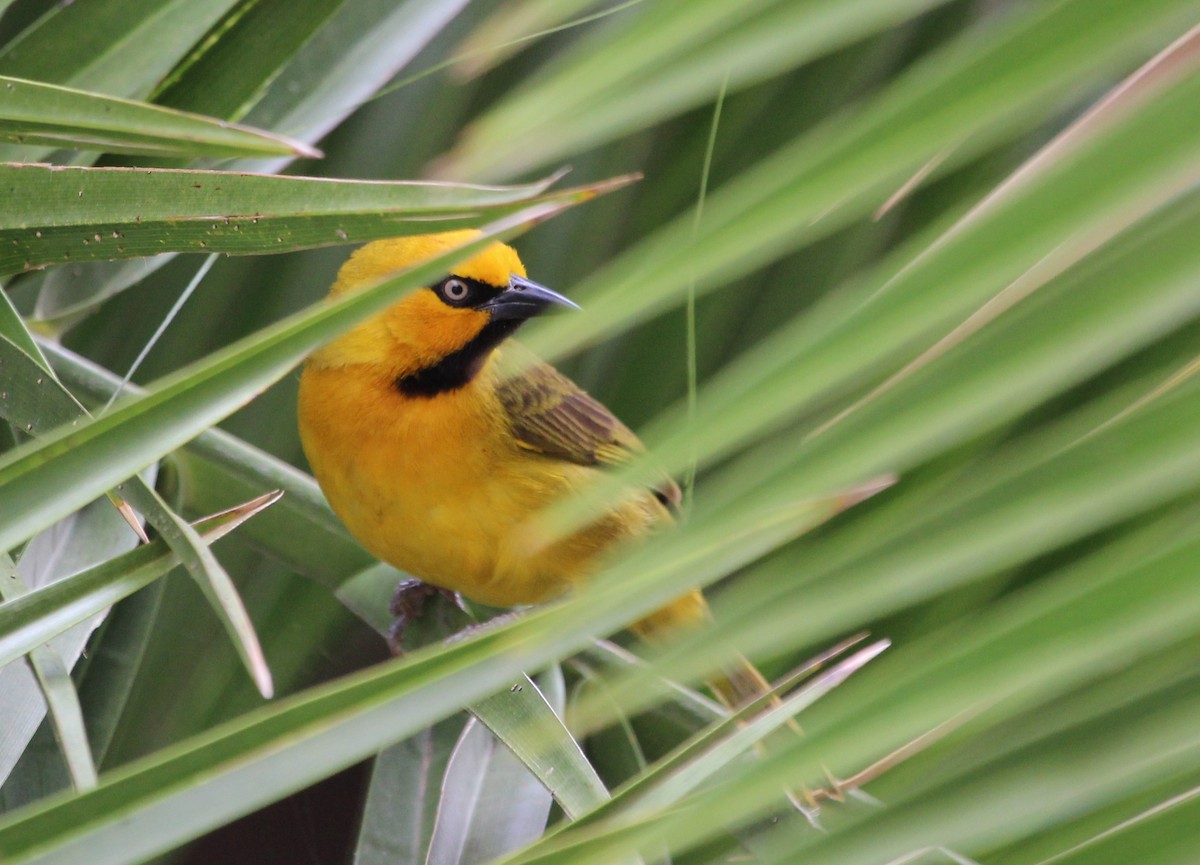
xmin=438 ymin=278 xmax=472 ymax=305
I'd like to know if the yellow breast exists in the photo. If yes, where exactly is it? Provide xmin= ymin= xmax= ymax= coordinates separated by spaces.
xmin=297 ymin=360 xmax=655 ymax=607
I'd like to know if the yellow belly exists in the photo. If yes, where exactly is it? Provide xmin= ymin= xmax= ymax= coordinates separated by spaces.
xmin=297 ymin=363 xmax=662 ymax=607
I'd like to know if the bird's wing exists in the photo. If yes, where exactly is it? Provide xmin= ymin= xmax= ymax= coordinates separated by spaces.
xmin=494 ymin=348 xmax=681 ymax=511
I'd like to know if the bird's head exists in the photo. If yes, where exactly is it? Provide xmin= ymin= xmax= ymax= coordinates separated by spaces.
xmin=308 ymin=230 xmax=578 ymax=392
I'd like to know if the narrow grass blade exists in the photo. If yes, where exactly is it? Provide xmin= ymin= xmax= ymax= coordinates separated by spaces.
xmin=0 ymin=493 xmax=278 ymax=671
xmin=0 ymin=554 xmax=97 ymax=792
xmin=0 ymin=76 xmax=318 ymax=158
xmin=0 ymin=334 xmax=272 ymax=696
xmin=119 ymin=483 xmax=274 ymax=698
xmin=37 ymin=340 xmax=370 ymax=591
xmin=0 ymin=163 xmax=586 ymax=274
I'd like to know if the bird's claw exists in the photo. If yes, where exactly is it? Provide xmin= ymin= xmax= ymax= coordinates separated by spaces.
xmin=388 ymin=579 xmax=462 ymax=654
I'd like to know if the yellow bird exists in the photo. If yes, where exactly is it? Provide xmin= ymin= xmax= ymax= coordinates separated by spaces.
xmin=298 ymin=230 xmax=769 ymax=708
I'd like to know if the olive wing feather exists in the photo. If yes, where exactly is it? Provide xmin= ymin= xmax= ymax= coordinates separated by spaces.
xmin=495 ymin=353 xmax=681 ymax=511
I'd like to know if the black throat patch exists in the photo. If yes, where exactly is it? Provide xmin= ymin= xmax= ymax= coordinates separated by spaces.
xmin=395 ymin=318 xmax=522 ymax=397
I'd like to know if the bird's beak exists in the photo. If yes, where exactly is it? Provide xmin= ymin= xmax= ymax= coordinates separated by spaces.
xmin=480 ymin=274 xmax=582 ymax=321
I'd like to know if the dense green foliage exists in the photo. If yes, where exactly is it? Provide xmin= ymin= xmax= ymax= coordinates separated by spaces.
xmin=1 ymin=1 xmax=1198 ymax=863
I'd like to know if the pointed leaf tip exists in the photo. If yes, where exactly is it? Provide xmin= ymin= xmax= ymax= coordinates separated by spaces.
xmin=193 ymin=490 xmax=284 ymax=543
xmin=837 ymin=473 xmax=898 ymax=510
xmin=109 ymin=493 xmax=150 ymax=543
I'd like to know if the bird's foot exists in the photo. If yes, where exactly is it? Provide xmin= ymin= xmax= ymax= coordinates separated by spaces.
xmin=388 ymin=579 xmax=464 ymax=655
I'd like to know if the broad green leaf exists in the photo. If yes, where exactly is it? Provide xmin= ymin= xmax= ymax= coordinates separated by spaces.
xmin=711 ymin=179 xmax=1200 ymax=555
xmin=0 ymin=75 xmax=319 ymax=158
xmin=151 ymin=0 xmax=346 ymax=124
xmin=232 ymin=0 xmax=472 ymax=172
xmin=0 ymin=163 xmax=576 ymax=274
xmin=567 ymin=658 xmax=651 ymax=794
xmin=7 ymin=656 xmax=95 ymax=793
xmin=426 ymin=716 xmax=555 ymax=865
xmin=761 ymin=684 xmax=1200 ymax=865
xmin=0 ymin=336 xmax=77 ymax=435
xmin=0 ymin=0 xmax=239 ymax=100
xmin=470 ymin=669 xmax=609 ymax=821
xmin=354 ymin=717 xmax=468 ymax=865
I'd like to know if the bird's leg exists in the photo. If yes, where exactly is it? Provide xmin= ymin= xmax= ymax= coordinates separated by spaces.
xmin=388 ymin=579 xmax=464 ymax=655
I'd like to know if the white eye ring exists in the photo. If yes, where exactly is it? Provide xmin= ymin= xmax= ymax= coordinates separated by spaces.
xmin=441 ymin=278 xmax=470 ymax=303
